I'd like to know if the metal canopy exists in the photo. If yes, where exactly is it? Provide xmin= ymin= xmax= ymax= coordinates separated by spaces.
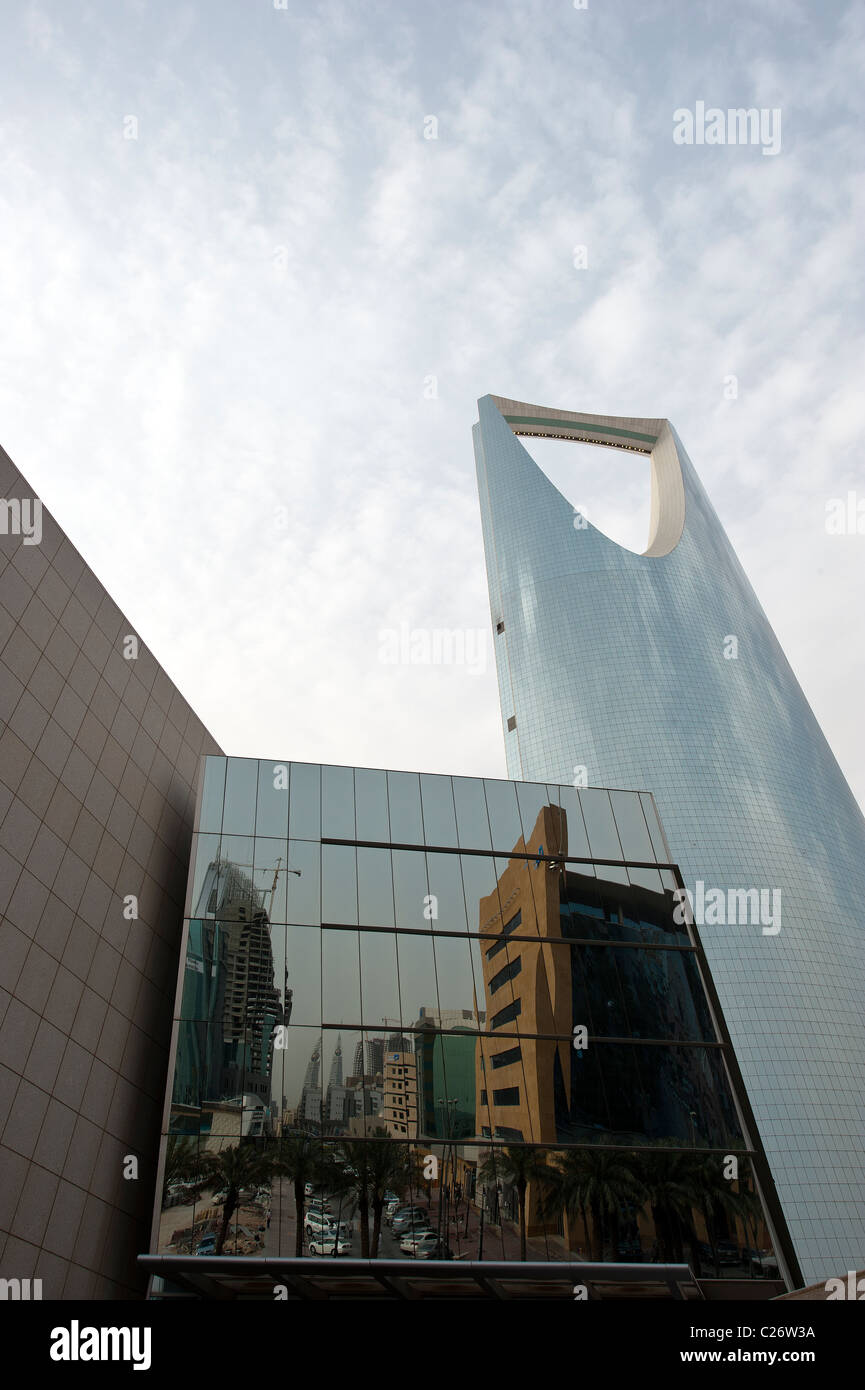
xmin=140 ymin=1255 xmax=703 ymax=1301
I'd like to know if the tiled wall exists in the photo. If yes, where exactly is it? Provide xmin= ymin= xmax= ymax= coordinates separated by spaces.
xmin=0 ymin=445 xmax=221 ymax=1298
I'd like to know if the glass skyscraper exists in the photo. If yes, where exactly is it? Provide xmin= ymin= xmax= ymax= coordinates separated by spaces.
xmin=474 ymin=393 xmax=865 ymax=1284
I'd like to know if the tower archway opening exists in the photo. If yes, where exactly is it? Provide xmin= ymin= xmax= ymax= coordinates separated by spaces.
xmin=518 ymin=434 xmax=653 ymax=556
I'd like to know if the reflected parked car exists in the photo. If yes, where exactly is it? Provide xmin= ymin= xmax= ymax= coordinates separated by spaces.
xmin=392 ymin=1211 xmax=431 ymax=1236
xmin=399 ymin=1229 xmax=436 ymax=1255
xmin=413 ymin=1235 xmax=454 ymax=1261
xmin=195 ymin=1234 xmax=217 ymax=1256
xmin=307 ymin=1198 xmax=332 ymax=1216
xmin=308 ymin=1233 xmax=352 ymax=1256
xmin=304 ymin=1211 xmax=335 ymax=1237
xmin=387 ymin=1202 xmax=421 ymax=1225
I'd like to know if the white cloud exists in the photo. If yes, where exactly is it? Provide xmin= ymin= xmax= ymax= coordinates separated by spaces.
xmin=0 ymin=0 xmax=862 ymax=807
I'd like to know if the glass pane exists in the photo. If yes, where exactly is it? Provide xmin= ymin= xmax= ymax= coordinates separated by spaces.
xmin=319 ymin=1028 xmax=364 ymax=1130
xmin=593 ymin=859 xmax=630 ymax=887
xmin=453 ymin=776 xmax=492 ymax=851
xmin=420 ymin=774 xmax=458 ymax=847
xmin=321 ymin=843 xmax=357 ymax=924
xmin=394 ymin=933 xmax=436 ymax=1030
xmin=640 ymin=792 xmax=671 ymax=863
xmin=290 ymin=1027 xmax=326 ymax=1129
xmin=219 ymin=834 xmax=254 ymax=867
xmin=484 ymin=779 xmax=522 ymax=853
xmin=256 ymin=761 xmax=290 ymax=838
xmin=283 ymin=925 xmax=321 ymax=1029
xmin=392 ymin=849 xmax=430 ymax=931
xmin=578 ymin=789 xmax=624 ymax=862
xmin=387 ymin=771 xmax=424 ymax=844
xmin=253 ymin=838 xmax=289 ymax=925
xmin=515 ymin=781 xmax=554 ymax=851
xmin=286 ymin=839 xmax=321 ymax=926
xmin=222 ymin=757 xmax=258 ymax=836
xmin=187 ymin=833 xmax=221 ymax=916
xmin=547 ymin=785 xmax=593 ymax=862
xmin=627 ymin=865 xmax=664 ymax=893
xmin=610 ymin=790 xmax=655 ymax=863
xmin=432 ymin=934 xmax=480 ymax=1020
xmin=415 ymin=1026 xmax=481 ymax=1141
xmin=357 ymin=846 xmax=395 ymax=926
xmin=355 ymin=767 xmax=390 ymax=841
xmin=198 ymin=756 xmax=226 ymax=833
xmin=359 ymin=930 xmax=401 ymax=1029
xmin=426 ymin=852 xmax=468 ymax=933
xmin=460 ymin=854 xmax=502 ymax=934
xmin=322 ymin=930 xmax=361 ymax=1024
xmin=289 ymin=762 xmax=321 ymax=840
xmin=321 ymin=764 xmax=355 ymax=839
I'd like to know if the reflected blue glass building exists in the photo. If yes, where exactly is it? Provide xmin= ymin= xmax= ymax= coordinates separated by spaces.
xmin=474 ymin=393 xmax=865 ymax=1283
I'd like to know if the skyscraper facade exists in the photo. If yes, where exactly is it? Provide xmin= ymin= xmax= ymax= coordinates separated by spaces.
xmin=474 ymin=393 xmax=865 ymax=1283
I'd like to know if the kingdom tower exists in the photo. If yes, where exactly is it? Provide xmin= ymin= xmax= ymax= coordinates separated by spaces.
xmin=474 ymin=393 xmax=865 ymax=1283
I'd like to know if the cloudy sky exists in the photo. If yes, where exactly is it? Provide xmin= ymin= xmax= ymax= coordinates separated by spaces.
xmin=2 ymin=0 xmax=863 ymax=806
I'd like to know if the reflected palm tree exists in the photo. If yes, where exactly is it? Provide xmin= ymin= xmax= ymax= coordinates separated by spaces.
xmin=162 ymin=1136 xmax=201 ymax=1198
xmin=199 ymin=1143 xmax=278 ymax=1255
xmin=277 ymin=1132 xmax=323 ymax=1256
xmin=340 ymin=1132 xmax=411 ymax=1257
xmin=628 ymin=1148 xmax=700 ymax=1262
xmin=539 ymin=1149 xmax=642 ymax=1260
xmin=479 ymin=1147 xmax=549 ymax=1260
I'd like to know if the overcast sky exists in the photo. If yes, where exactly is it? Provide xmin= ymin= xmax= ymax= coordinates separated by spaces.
xmin=2 ymin=0 xmax=863 ymax=809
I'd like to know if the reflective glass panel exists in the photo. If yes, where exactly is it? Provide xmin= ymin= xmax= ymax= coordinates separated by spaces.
xmin=198 ymin=756 xmax=226 ymax=833
xmin=321 ymin=764 xmax=355 ymax=839
xmin=357 ymin=846 xmax=395 ymax=926
xmin=420 ymin=773 xmax=458 ymax=848
xmin=321 ymin=843 xmax=357 ymax=924
xmin=285 ymin=839 xmax=321 ymax=926
xmin=453 ymin=776 xmax=492 ymax=851
xmin=355 ymin=767 xmax=390 ymax=841
xmin=289 ymin=762 xmax=320 ymax=840
xmin=256 ymin=760 xmax=290 ymax=839
xmin=387 ymin=771 xmax=424 ymax=844
xmin=222 ymin=757 xmax=258 ymax=836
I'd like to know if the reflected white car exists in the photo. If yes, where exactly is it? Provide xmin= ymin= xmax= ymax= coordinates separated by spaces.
xmin=308 ymin=1234 xmax=351 ymax=1256
xmin=399 ymin=1229 xmax=435 ymax=1254
xmin=304 ymin=1211 xmax=335 ymax=1236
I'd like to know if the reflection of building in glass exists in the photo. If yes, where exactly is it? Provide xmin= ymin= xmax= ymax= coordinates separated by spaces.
xmin=352 ymin=1038 xmax=385 ymax=1077
xmin=382 ymin=1050 xmax=418 ymax=1138
xmin=299 ymin=1035 xmax=323 ymax=1127
xmin=152 ymin=758 xmax=800 ymax=1292
xmin=474 ymin=393 xmax=865 ymax=1283
xmin=345 ymin=1038 xmax=385 ymax=1131
xmin=415 ymin=1008 xmax=481 ymax=1141
xmin=324 ymin=1034 xmax=349 ymax=1127
xmin=472 ymin=802 xmax=743 ymax=1234
xmin=172 ymin=856 xmax=286 ymax=1131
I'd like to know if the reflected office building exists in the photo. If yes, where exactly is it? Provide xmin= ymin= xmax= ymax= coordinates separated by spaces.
xmin=171 ymin=855 xmax=286 ymax=1145
xmin=146 ymin=758 xmax=801 ymax=1297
